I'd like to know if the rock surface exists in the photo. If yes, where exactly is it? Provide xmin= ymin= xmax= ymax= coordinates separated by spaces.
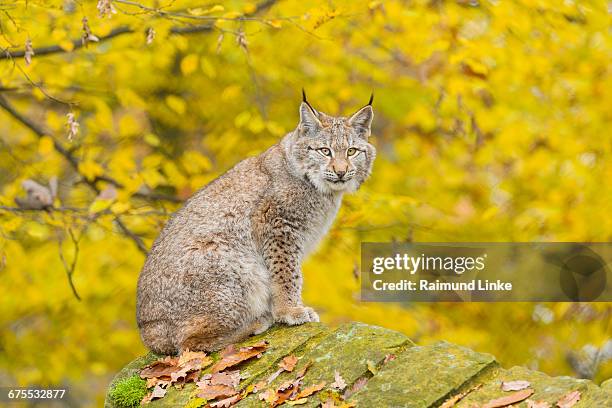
xmin=105 ymin=322 xmax=611 ymax=408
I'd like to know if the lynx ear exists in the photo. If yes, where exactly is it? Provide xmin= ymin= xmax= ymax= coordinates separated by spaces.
xmin=299 ymin=91 xmax=321 ymax=135
xmin=348 ymin=100 xmax=374 ymax=138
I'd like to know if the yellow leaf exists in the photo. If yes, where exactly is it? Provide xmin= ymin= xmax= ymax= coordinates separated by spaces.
xmin=188 ymin=5 xmax=224 ymax=15
xmin=144 ymin=133 xmax=160 ymax=147
xmin=166 ymin=95 xmax=186 ymax=114
xmin=181 ymin=54 xmax=199 ymax=75
xmin=110 ymin=202 xmax=131 ymax=214
xmin=89 ymin=199 xmax=112 ymax=214
xmin=243 ymin=3 xmax=257 ymax=14
xmin=267 ymin=19 xmax=283 ymax=29
xmin=78 ymin=159 xmax=104 ymax=181
xmin=200 ymin=57 xmax=216 ymax=78
xmin=38 ymin=136 xmax=54 ymax=156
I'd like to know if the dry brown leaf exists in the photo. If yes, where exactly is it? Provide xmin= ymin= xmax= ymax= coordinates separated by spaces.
xmin=211 ymin=340 xmax=268 ymax=373
xmin=209 ymin=393 xmax=243 ymax=407
xmin=501 ymin=380 xmax=531 ymax=391
xmin=140 ymin=356 xmax=179 ymax=378
xmin=279 ymin=355 xmax=299 ymax=372
xmin=330 ymin=370 xmax=347 ymax=391
xmin=141 ymin=383 xmax=167 ymax=404
xmin=293 ymin=381 xmax=326 ymax=400
xmin=178 ymin=349 xmax=212 ymax=367
xmin=196 ymin=383 xmax=237 ymax=400
xmin=343 ymin=377 xmax=368 ymax=399
xmin=209 ymin=370 xmax=241 ymax=388
xmin=556 ymin=390 xmax=581 ymax=408
xmin=527 ymin=400 xmax=552 ymax=408
xmin=440 ymin=383 xmax=483 ymax=408
xmin=145 ymin=377 xmax=170 ymax=389
xmin=170 ymin=366 xmax=191 ymax=383
xmin=482 ymin=388 xmax=534 ymax=408
xmin=272 ymin=379 xmax=301 ymax=407
xmin=253 ymin=380 xmax=267 ymax=392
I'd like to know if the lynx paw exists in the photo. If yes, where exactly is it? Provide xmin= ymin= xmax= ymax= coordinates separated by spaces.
xmin=274 ymin=306 xmax=319 ymax=325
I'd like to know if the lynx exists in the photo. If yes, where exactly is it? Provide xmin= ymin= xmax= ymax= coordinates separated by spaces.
xmin=136 ymin=92 xmax=375 ymax=354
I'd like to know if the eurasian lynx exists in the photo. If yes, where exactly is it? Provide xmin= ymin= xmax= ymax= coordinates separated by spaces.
xmin=136 ymin=93 xmax=375 ymax=354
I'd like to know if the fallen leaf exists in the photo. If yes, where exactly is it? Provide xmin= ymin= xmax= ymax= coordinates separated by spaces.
xmin=440 ymin=383 xmax=482 ymax=408
xmin=272 ymin=379 xmax=301 ymax=407
xmin=179 ymin=349 xmax=212 ymax=368
xmin=482 ymin=388 xmax=534 ymax=408
xmin=294 ymin=381 xmax=326 ymax=399
xmin=258 ymin=388 xmax=277 ymax=403
xmin=279 ymin=355 xmax=299 ymax=372
xmin=366 ymin=360 xmax=378 ymax=375
xmin=150 ymin=384 xmax=167 ymax=399
xmin=196 ymin=383 xmax=237 ymax=400
xmin=527 ymin=400 xmax=552 ymax=408
xmin=210 ymin=370 xmax=241 ymax=388
xmin=209 ymin=393 xmax=243 ymax=407
xmin=211 ymin=340 xmax=268 ymax=373
xmin=556 ymin=390 xmax=581 ymax=408
xmin=171 ymin=366 xmax=191 ymax=383
xmin=286 ymin=398 xmax=309 ymax=405
xmin=294 ymin=361 xmax=312 ymax=380
xmin=141 ymin=383 xmax=167 ymax=404
xmin=321 ymin=399 xmax=335 ymax=408
xmin=321 ymin=400 xmax=356 ymax=408
xmin=140 ymin=356 xmax=180 ymax=378
xmin=145 ymin=377 xmax=170 ymax=389
xmin=343 ymin=377 xmax=368 ymax=399
xmin=253 ymin=380 xmax=267 ymax=392
xmin=330 ymin=370 xmax=347 ymax=391
xmin=501 ymin=380 xmax=531 ymax=391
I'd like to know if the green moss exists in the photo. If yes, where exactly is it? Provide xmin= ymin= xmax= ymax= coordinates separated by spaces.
xmin=109 ymin=375 xmax=147 ymax=408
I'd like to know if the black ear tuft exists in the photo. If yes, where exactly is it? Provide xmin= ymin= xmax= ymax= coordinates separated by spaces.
xmin=301 ymin=88 xmax=316 ymax=113
xmin=368 ymin=93 xmax=374 ymax=106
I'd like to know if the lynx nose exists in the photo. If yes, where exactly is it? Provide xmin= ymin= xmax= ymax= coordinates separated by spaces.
xmin=335 ymin=170 xmax=346 ymax=179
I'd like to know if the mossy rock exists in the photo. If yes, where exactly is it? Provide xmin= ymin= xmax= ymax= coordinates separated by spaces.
xmin=106 ymin=322 xmax=611 ymax=408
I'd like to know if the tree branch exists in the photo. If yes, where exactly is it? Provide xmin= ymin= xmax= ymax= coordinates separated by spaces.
xmin=0 ymin=95 xmax=149 ymax=254
xmin=58 ymin=228 xmax=82 ymax=301
xmin=0 ymin=95 xmax=180 ymax=203
xmin=0 ymin=0 xmax=278 ymax=60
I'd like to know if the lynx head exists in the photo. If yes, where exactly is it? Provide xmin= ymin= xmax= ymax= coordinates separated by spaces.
xmin=287 ymin=91 xmax=376 ymax=194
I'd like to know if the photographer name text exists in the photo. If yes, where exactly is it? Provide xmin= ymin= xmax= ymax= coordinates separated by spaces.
xmin=372 ymin=279 xmax=512 ymax=291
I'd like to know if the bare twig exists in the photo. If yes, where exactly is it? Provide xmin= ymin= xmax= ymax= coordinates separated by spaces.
xmin=58 ymin=228 xmax=82 ymax=301
xmin=0 ymin=95 xmax=149 ymax=253
xmin=0 ymin=95 xmax=180 ymax=203
xmin=0 ymin=0 xmax=278 ymax=60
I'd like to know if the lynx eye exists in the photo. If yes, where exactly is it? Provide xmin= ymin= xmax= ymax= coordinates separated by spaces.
xmin=347 ymin=147 xmax=357 ymax=157
xmin=317 ymin=148 xmax=332 ymax=157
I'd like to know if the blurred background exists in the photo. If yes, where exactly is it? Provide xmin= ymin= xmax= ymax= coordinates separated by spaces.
xmin=0 ymin=0 xmax=610 ymax=405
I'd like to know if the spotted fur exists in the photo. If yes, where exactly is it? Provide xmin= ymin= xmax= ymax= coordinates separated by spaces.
xmin=136 ymin=98 xmax=375 ymax=354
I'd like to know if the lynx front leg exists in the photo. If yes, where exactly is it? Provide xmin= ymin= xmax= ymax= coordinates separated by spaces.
xmin=262 ymin=224 xmax=319 ymax=326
